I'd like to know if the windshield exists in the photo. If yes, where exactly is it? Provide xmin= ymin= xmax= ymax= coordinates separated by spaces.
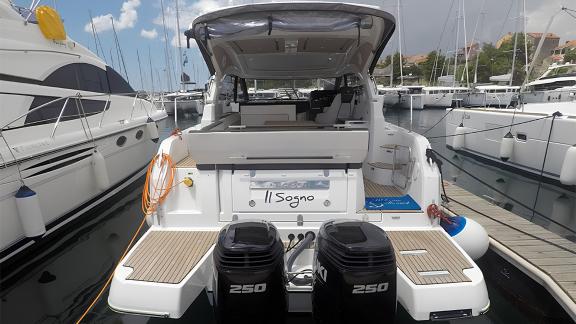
xmin=246 ymin=78 xmax=337 ymax=100
xmin=542 ymin=65 xmax=576 ymax=79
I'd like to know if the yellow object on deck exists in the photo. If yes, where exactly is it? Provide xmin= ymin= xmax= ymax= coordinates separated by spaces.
xmin=35 ymin=6 xmax=66 ymax=40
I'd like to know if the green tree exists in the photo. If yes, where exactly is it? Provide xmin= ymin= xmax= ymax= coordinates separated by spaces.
xmin=420 ymin=51 xmax=446 ymax=85
xmin=565 ymin=49 xmax=576 ymax=63
xmin=466 ymin=34 xmax=533 ymax=85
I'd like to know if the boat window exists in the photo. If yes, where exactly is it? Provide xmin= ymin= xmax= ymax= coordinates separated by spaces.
xmin=106 ymin=67 xmax=134 ymax=94
xmin=116 ymin=136 xmax=127 ymax=147
xmin=43 ymin=64 xmax=79 ymax=90
xmin=78 ymin=64 xmax=109 ymax=93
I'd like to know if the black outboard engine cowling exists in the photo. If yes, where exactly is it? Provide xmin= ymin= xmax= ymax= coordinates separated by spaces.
xmin=213 ymin=220 xmax=286 ymax=324
xmin=313 ymin=220 xmax=396 ymax=324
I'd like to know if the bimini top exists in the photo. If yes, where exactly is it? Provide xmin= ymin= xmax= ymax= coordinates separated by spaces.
xmin=186 ymin=2 xmax=395 ymax=79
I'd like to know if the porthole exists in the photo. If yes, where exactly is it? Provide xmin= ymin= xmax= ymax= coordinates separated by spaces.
xmin=135 ymin=129 xmax=144 ymax=140
xmin=116 ymin=136 xmax=127 ymax=147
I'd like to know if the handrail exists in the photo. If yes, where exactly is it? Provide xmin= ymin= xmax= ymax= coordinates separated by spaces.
xmin=0 ymin=48 xmax=82 ymax=59
xmin=390 ymin=144 xmax=414 ymax=190
xmin=50 ymin=97 xmax=70 ymax=138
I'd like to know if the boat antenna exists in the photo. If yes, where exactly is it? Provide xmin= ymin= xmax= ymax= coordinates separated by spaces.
xmin=137 ymin=49 xmax=145 ymax=91
xmin=396 ymin=0 xmax=404 ymax=85
xmin=111 ymin=17 xmax=130 ymax=83
xmin=175 ymin=0 xmax=185 ymax=92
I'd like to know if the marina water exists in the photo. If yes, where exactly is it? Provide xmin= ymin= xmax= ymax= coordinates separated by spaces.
xmin=1 ymin=110 xmax=573 ymax=323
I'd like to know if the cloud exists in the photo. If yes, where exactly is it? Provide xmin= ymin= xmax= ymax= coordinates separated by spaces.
xmin=84 ymin=0 xmax=141 ymax=33
xmin=140 ymin=28 xmax=158 ymax=39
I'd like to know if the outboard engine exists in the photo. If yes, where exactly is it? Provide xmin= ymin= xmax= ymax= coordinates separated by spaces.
xmin=213 ymin=220 xmax=287 ymax=324
xmin=312 ymin=220 xmax=396 ymax=324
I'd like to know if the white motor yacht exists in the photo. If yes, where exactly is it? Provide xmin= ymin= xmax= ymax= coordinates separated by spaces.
xmin=108 ymin=3 xmax=490 ymax=322
xmin=0 ymin=2 xmax=167 ymax=264
xmin=522 ymin=63 xmax=576 ymax=104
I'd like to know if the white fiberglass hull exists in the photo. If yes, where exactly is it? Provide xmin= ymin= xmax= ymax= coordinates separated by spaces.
xmin=465 ymin=92 xmax=516 ymax=107
xmin=445 ymin=105 xmax=576 ymax=184
xmin=0 ymin=113 xmax=167 ymax=263
xmin=423 ymin=93 xmax=454 ymax=108
xmin=399 ymin=94 xmax=424 ymax=110
xmin=155 ymin=99 xmax=204 ymax=115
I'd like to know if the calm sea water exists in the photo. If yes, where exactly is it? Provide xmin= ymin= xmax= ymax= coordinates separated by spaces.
xmin=0 ymin=110 xmax=573 ymax=324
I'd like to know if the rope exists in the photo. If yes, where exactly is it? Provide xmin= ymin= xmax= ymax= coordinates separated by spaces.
xmin=422 ymin=106 xmax=456 ymax=135
xmin=75 ymin=153 xmax=177 ymax=323
xmin=530 ymin=112 xmax=561 ymax=221
xmin=430 ymin=148 xmax=576 ymax=235
xmin=427 ymin=114 xmax=554 ymax=139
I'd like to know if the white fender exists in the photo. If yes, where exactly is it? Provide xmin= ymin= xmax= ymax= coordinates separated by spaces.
xmin=92 ymin=150 xmax=111 ymax=191
xmin=560 ymin=145 xmax=576 ymax=185
xmin=441 ymin=216 xmax=489 ymax=260
xmin=146 ymin=118 xmax=160 ymax=143
xmin=499 ymin=132 xmax=514 ymax=161
xmin=15 ymin=185 xmax=46 ymax=237
xmin=452 ymin=124 xmax=466 ymax=150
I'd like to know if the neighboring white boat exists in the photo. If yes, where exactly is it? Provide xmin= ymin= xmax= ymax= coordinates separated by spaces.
xmin=422 ymin=86 xmax=470 ymax=108
xmin=109 ymin=3 xmax=490 ymax=322
xmin=377 ymin=85 xmax=406 ymax=107
xmin=398 ymin=86 xmax=425 ymax=109
xmin=155 ymin=90 xmax=204 ymax=115
xmin=465 ymin=85 xmax=520 ymax=107
xmin=0 ymin=2 xmax=167 ymax=264
xmin=522 ymin=63 xmax=576 ymax=104
xmin=446 ymin=100 xmax=576 ymax=186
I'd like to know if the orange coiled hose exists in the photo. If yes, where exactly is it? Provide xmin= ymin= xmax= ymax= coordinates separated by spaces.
xmin=76 ymin=153 xmax=176 ymax=323
xmin=142 ymin=153 xmax=175 ymax=216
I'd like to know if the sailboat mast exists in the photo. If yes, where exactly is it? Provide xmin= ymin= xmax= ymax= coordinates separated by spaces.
xmin=148 ymin=46 xmax=155 ymax=95
xmin=510 ymin=0 xmax=520 ymax=86
xmin=390 ymin=51 xmax=394 ymax=86
xmin=523 ymin=0 xmax=529 ymax=77
xmin=175 ymin=0 xmax=184 ymax=91
xmin=396 ymin=0 xmax=404 ymax=85
xmin=88 ymin=11 xmax=100 ymax=58
xmin=160 ymin=0 xmax=173 ymax=91
xmin=137 ymin=49 xmax=145 ymax=91
xmin=453 ymin=0 xmax=460 ymax=87
xmin=461 ymin=0 xmax=470 ymax=87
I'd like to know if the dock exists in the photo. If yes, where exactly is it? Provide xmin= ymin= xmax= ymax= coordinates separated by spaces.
xmin=442 ymin=181 xmax=576 ymax=321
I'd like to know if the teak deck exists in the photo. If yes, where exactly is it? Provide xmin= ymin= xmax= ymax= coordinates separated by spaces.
xmin=443 ymin=181 xmax=576 ymax=319
xmin=387 ymin=230 xmax=473 ymax=284
xmin=175 ymin=156 xmax=197 ymax=168
xmin=364 ymin=178 xmax=403 ymax=197
xmin=124 ymin=230 xmax=218 ymax=284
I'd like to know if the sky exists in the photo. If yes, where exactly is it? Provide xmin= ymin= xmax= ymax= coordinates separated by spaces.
xmin=12 ymin=0 xmax=576 ymax=91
